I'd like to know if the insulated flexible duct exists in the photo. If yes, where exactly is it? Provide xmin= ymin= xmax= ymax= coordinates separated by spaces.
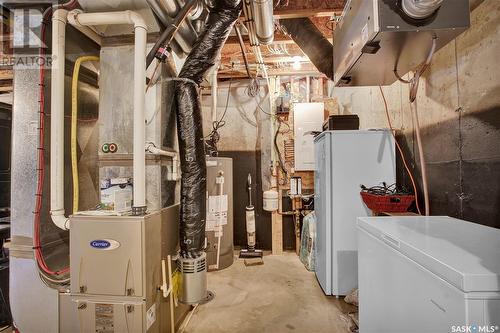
xmin=401 ymin=0 xmax=444 ymax=19
xmin=175 ymin=0 xmax=241 ymax=258
xmin=279 ymin=18 xmax=333 ymax=79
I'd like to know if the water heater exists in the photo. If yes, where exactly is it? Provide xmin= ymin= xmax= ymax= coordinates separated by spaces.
xmin=333 ymin=0 xmax=470 ymax=87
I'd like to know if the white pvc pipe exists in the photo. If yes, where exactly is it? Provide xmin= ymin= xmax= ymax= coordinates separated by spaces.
xmin=215 ymin=172 xmax=224 ymax=270
xmin=50 ymin=9 xmax=70 ymax=230
xmin=211 ymin=66 xmax=218 ymax=124
xmin=146 ymin=143 xmax=179 ymax=180
xmin=411 ymin=101 xmax=430 ymax=216
xmin=69 ymin=10 xmax=147 ymax=30
xmin=50 ymin=9 xmax=149 ymax=229
xmin=68 ymin=10 xmax=148 ymax=212
xmin=67 ymin=10 xmax=102 ymax=45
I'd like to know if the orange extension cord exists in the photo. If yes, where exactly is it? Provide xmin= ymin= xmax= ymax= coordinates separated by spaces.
xmin=379 ymin=86 xmax=423 ymax=216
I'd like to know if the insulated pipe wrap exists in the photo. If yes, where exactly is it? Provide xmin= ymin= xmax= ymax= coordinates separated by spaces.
xmin=401 ymin=0 xmax=444 ymax=19
xmin=175 ymin=0 xmax=241 ymax=258
xmin=280 ymin=18 xmax=333 ymax=79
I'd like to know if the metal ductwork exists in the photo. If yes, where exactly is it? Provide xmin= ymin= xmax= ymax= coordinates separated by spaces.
xmin=147 ymin=0 xmax=199 ymax=54
xmin=280 ymin=18 xmax=333 ymax=79
xmin=250 ymin=0 xmax=274 ymax=45
xmin=174 ymin=0 xmax=241 ymax=259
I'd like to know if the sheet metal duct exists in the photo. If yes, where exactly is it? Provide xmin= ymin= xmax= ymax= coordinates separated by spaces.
xmin=251 ymin=0 xmax=274 ymax=45
xmin=147 ymin=0 xmax=198 ymax=54
xmin=280 ymin=18 xmax=333 ymax=79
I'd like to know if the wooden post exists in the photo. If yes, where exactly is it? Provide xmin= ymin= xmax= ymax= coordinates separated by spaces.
xmin=272 ymin=211 xmax=283 ymax=255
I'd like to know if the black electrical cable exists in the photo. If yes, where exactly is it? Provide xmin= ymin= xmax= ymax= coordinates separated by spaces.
xmin=205 ymin=79 xmax=233 ymax=155
xmin=361 ymin=183 xmax=411 ymax=196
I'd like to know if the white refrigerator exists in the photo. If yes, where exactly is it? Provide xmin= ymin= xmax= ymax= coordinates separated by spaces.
xmin=314 ymin=130 xmax=396 ymax=296
xmin=357 ymin=216 xmax=500 ymax=333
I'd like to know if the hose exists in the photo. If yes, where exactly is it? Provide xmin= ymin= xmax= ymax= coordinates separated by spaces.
xmin=379 ymin=86 xmax=422 ymax=215
xmin=408 ymin=37 xmax=437 ymax=215
xmin=71 ymin=56 xmax=100 ymax=214
xmin=411 ymin=100 xmax=430 ymax=216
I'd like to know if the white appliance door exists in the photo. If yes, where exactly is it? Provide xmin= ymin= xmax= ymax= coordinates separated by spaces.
xmin=314 ymin=133 xmax=332 ymax=295
xmin=331 ymin=130 xmax=396 ymax=295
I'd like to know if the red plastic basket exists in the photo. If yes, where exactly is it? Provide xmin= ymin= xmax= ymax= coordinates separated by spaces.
xmin=360 ymin=192 xmax=415 ymax=214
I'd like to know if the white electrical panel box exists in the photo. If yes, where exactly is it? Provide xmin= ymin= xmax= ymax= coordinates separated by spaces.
xmin=293 ymin=103 xmax=324 ymax=171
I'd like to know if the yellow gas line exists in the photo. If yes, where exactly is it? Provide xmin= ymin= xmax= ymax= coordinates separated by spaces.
xmin=71 ymin=56 xmax=99 ymax=213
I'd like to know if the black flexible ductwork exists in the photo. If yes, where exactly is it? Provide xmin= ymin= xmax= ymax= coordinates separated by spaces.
xmin=280 ymin=18 xmax=334 ymax=79
xmin=174 ymin=0 xmax=241 ymax=258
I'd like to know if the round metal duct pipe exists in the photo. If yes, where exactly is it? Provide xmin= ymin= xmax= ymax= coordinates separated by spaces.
xmin=401 ymin=0 xmax=444 ymax=19
xmin=251 ymin=0 xmax=274 ymax=45
xmin=147 ymin=0 xmax=198 ymax=53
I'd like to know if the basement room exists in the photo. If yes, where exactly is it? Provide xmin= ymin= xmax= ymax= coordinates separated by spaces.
xmin=0 ymin=0 xmax=499 ymax=332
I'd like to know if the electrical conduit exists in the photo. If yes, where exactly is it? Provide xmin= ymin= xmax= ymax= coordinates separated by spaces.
xmin=71 ymin=56 xmax=99 ymax=214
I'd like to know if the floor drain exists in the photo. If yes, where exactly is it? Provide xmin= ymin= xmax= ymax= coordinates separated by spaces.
xmin=199 ymin=290 xmax=215 ymax=304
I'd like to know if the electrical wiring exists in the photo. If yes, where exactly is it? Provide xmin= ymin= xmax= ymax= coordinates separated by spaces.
xmin=205 ymin=79 xmax=232 ymax=154
xmin=34 ymin=0 xmax=78 ymax=279
xmin=361 ymin=183 xmax=411 ymax=196
xmin=388 ymin=36 xmax=437 ymax=216
xmin=379 ymin=86 xmax=422 ymax=215
xmin=274 ymin=119 xmax=288 ymax=176
xmin=146 ymin=59 xmax=161 ymax=92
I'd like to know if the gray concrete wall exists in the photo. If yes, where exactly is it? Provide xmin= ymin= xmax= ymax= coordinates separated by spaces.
xmin=201 ymin=81 xmax=274 ymax=249
xmin=331 ymin=0 xmax=500 ymax=227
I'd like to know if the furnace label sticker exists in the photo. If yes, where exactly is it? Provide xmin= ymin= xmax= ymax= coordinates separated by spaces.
xmin=95 ymin=303 xmax=114 ymax=333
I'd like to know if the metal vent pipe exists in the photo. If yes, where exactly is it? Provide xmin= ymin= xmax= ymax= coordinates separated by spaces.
xmin=147 ymin=0 xmax=198 ymax=53
xmin=280 ymin=18 xmax=333 ymax=79
xmin=250 ymin=0 xmax=274 ymax=45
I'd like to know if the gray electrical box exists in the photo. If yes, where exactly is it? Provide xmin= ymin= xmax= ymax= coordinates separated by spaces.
xmin=333 ymin=0 xmax=470 ymax=87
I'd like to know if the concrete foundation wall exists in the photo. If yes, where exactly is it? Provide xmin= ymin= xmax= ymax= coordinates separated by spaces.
xmin=201 ymin=81 xmax=274 ymax=249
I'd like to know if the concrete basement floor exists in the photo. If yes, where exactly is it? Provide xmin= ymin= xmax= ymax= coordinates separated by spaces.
xmin=185 ymin=252 xmax=357 ymax=333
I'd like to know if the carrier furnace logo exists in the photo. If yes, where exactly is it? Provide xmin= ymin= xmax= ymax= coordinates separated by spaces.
xmin=452 ymin=326 xmax=499 ymax=333
xmin=90 ymin=239 xmax=121 ymax=250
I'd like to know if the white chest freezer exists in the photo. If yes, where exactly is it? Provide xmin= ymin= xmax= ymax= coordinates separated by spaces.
xmin=357 ymin=216 xmax=500 ymax=333
xmin=314 ymin=130 xmax=395 ymax=296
